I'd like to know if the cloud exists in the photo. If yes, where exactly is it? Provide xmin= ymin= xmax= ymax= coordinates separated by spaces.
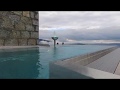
xmin=39 ymin=11 xmax=120 ymax=43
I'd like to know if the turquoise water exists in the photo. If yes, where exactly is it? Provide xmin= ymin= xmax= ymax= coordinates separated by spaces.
xmin=0 ymin=45 xmax=115 ymax=79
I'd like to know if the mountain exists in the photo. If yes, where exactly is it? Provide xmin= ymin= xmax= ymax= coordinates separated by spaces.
xmin=88 ymin=43 xmax=120 ymax=46
xmin=66 ymin=43 xmax=86 ymax=45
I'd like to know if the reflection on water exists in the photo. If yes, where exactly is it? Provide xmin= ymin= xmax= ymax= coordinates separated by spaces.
xmin=0 ymin=45 xmax=115 ymax=79
xmin=0 ymin=48 xmax=40 ymax=79
xmin=37 ymin=46 xmax=59 ymax=79
xmin=53 ymin=47 xmax=57 ymax=58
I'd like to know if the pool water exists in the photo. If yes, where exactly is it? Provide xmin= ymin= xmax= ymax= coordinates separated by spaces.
xmin=0 ymin=45 xmax=115 ymax=79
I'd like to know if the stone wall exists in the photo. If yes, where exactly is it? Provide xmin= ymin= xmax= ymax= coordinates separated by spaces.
xmin=0 ymin=11 xmax=39 ymax=46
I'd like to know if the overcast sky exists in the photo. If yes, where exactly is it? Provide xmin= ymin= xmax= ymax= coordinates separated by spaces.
xmin=39 ymin=11 xmax=120 ymax=44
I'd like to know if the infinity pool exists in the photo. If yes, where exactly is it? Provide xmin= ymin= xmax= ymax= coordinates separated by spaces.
xmin=0 ymin=45 xmax=115 ymax=79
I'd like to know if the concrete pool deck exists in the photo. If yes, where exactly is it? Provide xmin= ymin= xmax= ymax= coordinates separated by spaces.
xmin=0 ymin=45 xmax=51 ymax=50
xmin=50 ymin=47 xmax=120 ymax=79
xmin=0 ymin=46 xmax=39 ymax=49
xmin=86 ymin=48 xmax=120 ymax=74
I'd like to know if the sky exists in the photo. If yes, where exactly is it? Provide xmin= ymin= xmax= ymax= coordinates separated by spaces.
xmin=39 ymin=11 xmax=120 ymax=44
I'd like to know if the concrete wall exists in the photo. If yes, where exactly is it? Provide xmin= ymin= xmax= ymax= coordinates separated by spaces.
xmin=49 ymin=62 xmax=92 ymax=79
xmin=50 ymin=60 xmax=120 ymax=79
xmin=0 ymin=11 xmax=39 ymax=46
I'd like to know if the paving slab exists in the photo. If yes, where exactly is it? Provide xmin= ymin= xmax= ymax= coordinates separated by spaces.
xmin=86 ymin=48 xmax=120 ymax=73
